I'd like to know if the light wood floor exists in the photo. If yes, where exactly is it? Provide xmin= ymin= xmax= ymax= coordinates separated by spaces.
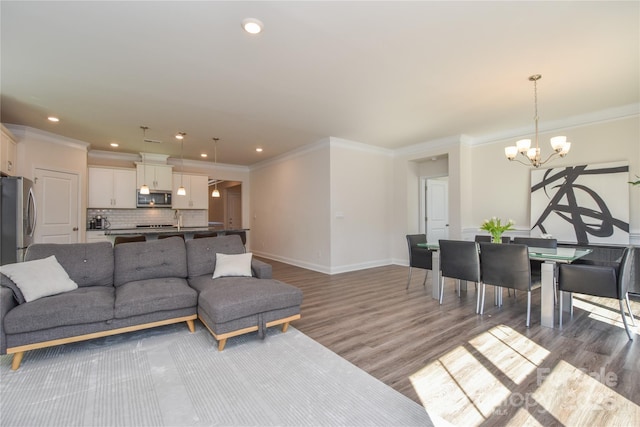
xmin=266 ymin=259 xmax=640 ymax=426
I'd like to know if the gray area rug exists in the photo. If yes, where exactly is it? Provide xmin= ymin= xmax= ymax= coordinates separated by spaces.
xmin=0 ymin=323 xmax=435 ymax=426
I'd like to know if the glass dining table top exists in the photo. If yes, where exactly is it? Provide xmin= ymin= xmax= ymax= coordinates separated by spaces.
xmin=417 ymin=242 xmax=592 ymax=263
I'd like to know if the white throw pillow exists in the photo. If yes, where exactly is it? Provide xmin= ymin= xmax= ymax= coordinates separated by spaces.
xmin=0 ymin=255 xmax=78 ymax=302
xmin=212 ymin=253 xmax=253 ymax=279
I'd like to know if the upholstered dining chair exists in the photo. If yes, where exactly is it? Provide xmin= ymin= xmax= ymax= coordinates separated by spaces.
xmin=405 ymin=234 xmax=433 ymax=290
xmin=438 ymin=240 xmax=483 ymax=312
xmin=113 ymin=235 xmax=146 ymax=245
xmin=514 ymin=237 xmax=558 ymax=302
xmin=479 ymin=242 xmax=541 ymax=327
xmin=558 ymin=247 xmax=636 ymax=340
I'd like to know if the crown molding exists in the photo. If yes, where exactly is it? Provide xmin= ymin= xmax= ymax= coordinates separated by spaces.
xmin=395 ymin=134 xmax=469 ymax=158
xmin=470 ymin=103 xmax=640 ymax=146
xmin=170 ymin=157 xmax=249 ymax=173
xmin=250 ymin=138 xmax=330 ymax=171
xmin=88 ymin=149 xmax=140 ymax=162
xmin=5 ymin=124 xmax=90 ymax=151
xmin=329 ymin=136 xmax=394 ymax=156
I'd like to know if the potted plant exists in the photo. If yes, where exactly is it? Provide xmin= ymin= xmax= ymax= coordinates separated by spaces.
xmin=630 ymin=175 xmax=640 ymax=186
xmin=480 ymin=217 xmax=515 ymax=243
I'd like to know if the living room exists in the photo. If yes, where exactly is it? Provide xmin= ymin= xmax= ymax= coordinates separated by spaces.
xmin=1 ymin=1 xmax=639 ymax=426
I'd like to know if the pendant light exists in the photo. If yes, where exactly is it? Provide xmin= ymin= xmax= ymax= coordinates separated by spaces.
xmin=139 ymin=126 xmax=150 ymax=195
xmin=504 ymin=74 xmax=572 ymax=167
xmin=176 ymin=132 xmax=186 ymax=196
xmin=212 ymin=137 xmax=220 ymax=198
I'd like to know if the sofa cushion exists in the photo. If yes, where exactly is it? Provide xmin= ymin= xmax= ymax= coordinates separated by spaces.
xmin=0 ymin=256 xmax=78 ymax=302
xmin=114 ymin=277 xmax=197 ymax=319
xmin=213 ymin=253 xmax=253 ymax=279
xmin=198 ymin=277 xmax=303 ymax=324
xmin=3 ymin=286 xmax=115 ymax=334
xmin=186 ymin=235 xmax=245 ymax=279
xmin=25 ymin=242 xmax=114 ymax=287
xmin=114 ymin=237 xmax=187 ymax=286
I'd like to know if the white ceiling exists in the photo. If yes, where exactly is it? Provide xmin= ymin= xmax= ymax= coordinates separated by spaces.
xmin=1 ymin=1 xmax=638 ymax=166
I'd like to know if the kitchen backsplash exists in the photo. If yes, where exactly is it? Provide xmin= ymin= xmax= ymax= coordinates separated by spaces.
xmin=87 ymin=209 xmax=207 ymax=229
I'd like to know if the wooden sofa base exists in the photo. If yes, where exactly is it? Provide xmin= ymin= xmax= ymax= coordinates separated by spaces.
xmin=198 ymin=314 xmax=301 ymax=351
xmin=7 ymin=315 xmax=197 ymax=370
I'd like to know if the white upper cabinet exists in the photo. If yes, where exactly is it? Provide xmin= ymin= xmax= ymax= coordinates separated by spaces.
xmin=136 ymin=164 xmax=173 ymax=191
xmin=1 ymin=125 xmax=17 ymax=176
xmin=88 ymin=167 xmax=137 ymax=208
xmin=172 ymin=173 xmax=209 ymax=210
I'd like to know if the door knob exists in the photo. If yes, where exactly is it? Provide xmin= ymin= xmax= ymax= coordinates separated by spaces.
xmin=73 ymin=227 xmax=79 ymax=231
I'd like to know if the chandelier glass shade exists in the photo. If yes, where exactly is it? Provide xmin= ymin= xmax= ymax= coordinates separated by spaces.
xmin=504 ymin=74 xmax=572 ymax=168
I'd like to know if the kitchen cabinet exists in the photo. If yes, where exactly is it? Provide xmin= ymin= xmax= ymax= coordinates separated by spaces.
xmin=172 ymin=173 xmax=208 ymax=210
xmin=1 ymin=125 xmax=17 ymax=176
xmin=136 ymin=164 xmax=173 ymax=191
xmin=88 ymin=167 xmax=137 ymax=208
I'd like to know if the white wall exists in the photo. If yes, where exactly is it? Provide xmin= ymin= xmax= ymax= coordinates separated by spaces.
xmin=329 ymin=138 xmax=393 ymax=273
xmin=8 ymin=125 xmax=89 ymax=242
xmin=250 ymin=141 xmax=331 ymax=272
xmin=469 ymin=116 xmax=640 ymax=241
xmin=391 ymin=114 xmax=640 ymax=265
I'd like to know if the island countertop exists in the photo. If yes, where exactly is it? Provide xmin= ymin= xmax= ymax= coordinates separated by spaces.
xmin=104 ymin=227 xmax=249 ymax=236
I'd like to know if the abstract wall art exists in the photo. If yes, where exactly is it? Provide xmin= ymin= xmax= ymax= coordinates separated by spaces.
xmin=530 ymin=161 xmax=629 ymax=244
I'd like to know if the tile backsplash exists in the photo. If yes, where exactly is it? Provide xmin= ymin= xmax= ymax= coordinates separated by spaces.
xmin=87 ymin=208 xmax=207 ymax=229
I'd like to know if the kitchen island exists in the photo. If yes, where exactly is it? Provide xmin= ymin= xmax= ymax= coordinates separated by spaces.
xmin=100 ymin=227 xmax=249 ymax=243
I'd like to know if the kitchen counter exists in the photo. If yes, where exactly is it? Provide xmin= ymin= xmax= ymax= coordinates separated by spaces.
xmin=104 ymin=227 xmax=249 ymax=236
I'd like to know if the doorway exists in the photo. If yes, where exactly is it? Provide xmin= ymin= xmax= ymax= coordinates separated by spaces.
xmin=208 ymin=180 xmax=242 ymax=229
xmin=420 ymin=177 xmax=449 ymax=243
xmin=34 ymin=168 xmax=80 ymax=243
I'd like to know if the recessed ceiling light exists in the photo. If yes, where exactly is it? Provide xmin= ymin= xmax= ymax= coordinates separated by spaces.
xmin=201 ymin=153 xmax=207 ymax=158
xmin=175 ymin=132 xmax=186 ymax=140
xmin=242 ymin=18 xmax=263 ymax=34
xmin=110 ymin=143 xmax=119 ymax=147
xmin=256 ymin=147 xmax=263 ymax=152
xmin=47 ymin=116 xmax=59 ymax=122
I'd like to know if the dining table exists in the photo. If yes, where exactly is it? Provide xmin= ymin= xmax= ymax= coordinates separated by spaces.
xmin=417 ymin=242 xmax=592 ymax=328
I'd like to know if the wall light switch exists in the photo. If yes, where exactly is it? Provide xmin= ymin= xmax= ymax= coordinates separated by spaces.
xmin=335 ymin=212 xmax=344 ymax=219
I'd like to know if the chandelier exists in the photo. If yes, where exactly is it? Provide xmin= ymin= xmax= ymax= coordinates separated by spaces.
xmin=504 ymin=74 xmax=571 ymax=168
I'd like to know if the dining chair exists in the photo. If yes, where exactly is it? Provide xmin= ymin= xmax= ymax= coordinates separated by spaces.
xmin=113 ymin=235 xmax=146 ymax=245
xmin=438 ymin=240 xmax=483 ymax=312
xmin=558 ymin=247 xmax=636 ymax=340
xmin=405 ymin=234 xmax=433 ymax=290
xmin=514 ymin=237 xmax=558 ymax=301
xmin=479 ymin=242 xmax=540 ymax=327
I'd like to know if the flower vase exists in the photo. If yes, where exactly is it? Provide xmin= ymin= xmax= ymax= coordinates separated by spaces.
xmin=492 ymin=234 xmax=503 ymax=244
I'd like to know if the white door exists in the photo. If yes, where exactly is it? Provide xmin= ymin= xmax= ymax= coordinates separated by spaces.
xmin=227 ymin=191 xmax=241 ymax=229
xmin=34 ymin=168 xmax=79 ymax=244
xmin=426 ymin=178 xmax=449 ymax=243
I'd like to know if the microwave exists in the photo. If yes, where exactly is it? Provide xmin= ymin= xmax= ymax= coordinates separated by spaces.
xmin=137 ymin=190 xmax=172 ymax=208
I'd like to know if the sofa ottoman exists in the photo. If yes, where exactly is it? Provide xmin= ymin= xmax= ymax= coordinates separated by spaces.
xmin=197 ymin=277 xmax=303 ymax=350
xmin=185 ymin=235 xmax=303 ymax=350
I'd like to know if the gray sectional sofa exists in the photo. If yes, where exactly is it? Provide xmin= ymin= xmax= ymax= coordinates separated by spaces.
xmin=0 ymin=235 xmax=302 ymax=369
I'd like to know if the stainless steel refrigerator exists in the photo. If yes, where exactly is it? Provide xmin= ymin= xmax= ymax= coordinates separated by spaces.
xmin=1 ymin=177 xmax=36 ymax=265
